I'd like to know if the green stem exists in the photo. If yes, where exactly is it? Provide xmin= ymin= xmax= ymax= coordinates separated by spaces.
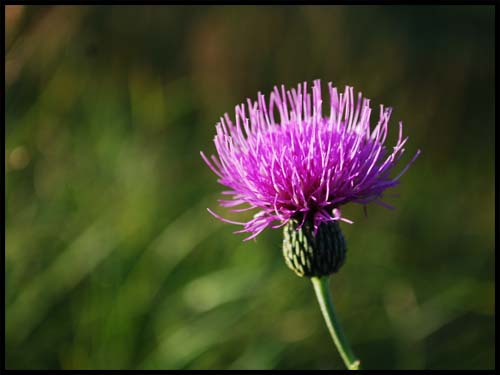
xmin=311 ymin=276 xmax=361 ymax=370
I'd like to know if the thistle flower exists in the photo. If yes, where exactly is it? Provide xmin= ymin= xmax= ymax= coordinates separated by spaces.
xmin=201 ymin=80 xmax=420 ymax=370
xmin=201 ymin=79 xmax=420 ymax=241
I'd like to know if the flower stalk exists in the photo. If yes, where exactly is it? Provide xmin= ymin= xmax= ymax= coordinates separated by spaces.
xmin=311 ymin=276 xmax=361 ymax=370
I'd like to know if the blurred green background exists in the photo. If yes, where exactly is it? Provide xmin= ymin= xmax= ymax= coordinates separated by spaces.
xmin=5 ymin=5 xmax=495 ymax=370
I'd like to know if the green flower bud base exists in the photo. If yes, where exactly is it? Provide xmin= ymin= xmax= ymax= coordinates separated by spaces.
xmin=282 ymin=219 xmax=346 ymax=277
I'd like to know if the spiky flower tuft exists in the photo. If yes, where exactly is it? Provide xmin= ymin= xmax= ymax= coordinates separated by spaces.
xmin=201 ymin=80 xmax=420 ymax=240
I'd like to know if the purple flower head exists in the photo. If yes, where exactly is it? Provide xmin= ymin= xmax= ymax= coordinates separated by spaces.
xmin=201 ymin=80 xmax=420 ymax=240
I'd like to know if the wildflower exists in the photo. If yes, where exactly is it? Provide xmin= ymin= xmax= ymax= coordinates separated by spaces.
xmin=201 ymin=80 xmax=420 ymax=370
xmin=201 ymin=80 xmax=420 ymax=242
